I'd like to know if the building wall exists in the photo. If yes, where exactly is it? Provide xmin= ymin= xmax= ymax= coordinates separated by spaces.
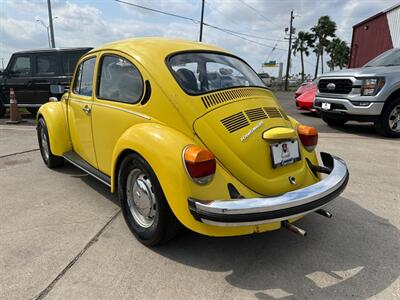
xmin=387 ymin=7 xmax=400 ymax=47
xmin=349 ymin=13 xmax=393 ymax=68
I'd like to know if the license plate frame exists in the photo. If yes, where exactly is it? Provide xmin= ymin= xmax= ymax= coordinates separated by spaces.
xmin=270 ymin=139 xmax=301 ymax=168
xmin=321 ymin=102 xmax=331 ymax=110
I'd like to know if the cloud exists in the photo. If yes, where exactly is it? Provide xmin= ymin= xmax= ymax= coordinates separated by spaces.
xmin=1 ymin=0 xmax=399 ymax=76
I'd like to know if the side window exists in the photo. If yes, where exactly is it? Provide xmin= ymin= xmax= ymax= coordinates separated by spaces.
xmin=97 ymin=55 xmax=144 ymax=104
xmin=72 ymin=57 xmax=96 ymax=97
xmin=36 ymin=54 xmax=58 ymax=75
xmin=10 ymin=56 xmax=31 ymax=77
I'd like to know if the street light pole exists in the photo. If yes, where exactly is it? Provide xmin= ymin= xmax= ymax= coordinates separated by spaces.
xmin=47 ymin=0 xmax=56 ymax=48
xmin=284 ymin=10 xmax=294 ymax=91
xmin=199 ymin=0 xmax=205 ymax=42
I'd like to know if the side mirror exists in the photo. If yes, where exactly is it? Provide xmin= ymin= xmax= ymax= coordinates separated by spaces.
xmin=50 ymin=84 xmax=68 ymax=95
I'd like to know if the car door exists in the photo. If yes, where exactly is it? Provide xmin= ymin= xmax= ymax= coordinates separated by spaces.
xmin=67 ymin=56 xmax=98 ymax=168
xmin=92 ymin=52 xmax=146 ymax=175
xmin=2 ymin=54 xmax=34 ymax=105
xmin=32 ymin=52 xmax=60 ymax=105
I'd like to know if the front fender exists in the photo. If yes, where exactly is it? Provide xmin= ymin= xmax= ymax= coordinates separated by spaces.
xmin=37 ymin=101 xmax=71 ymax=156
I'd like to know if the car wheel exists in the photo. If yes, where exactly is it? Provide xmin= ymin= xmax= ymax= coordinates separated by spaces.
xmin=322 ymin=114 xmax=347 ymax=126
xmin=37 ymin=118 xmax=64 ymax=168
xmin=27 ymin=107 xmax=39 ymax=116
xmin=118 ymin=153 xmax=180 ymax=246
xmin=375 ymin=98 xmax=400 ymax=138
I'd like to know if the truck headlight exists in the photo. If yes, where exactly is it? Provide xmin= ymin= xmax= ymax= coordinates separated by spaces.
xmin=361 ymin=78 xmax=385 ymax=96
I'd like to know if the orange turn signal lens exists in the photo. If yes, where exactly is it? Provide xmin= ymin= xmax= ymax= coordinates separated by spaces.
xmin=297 ymin=125 xmax=318 ymax=152
xmin=183 ymin=145 xmax=216 ymax=184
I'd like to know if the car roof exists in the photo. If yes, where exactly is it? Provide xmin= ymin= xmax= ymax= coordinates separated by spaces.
xmin=13 ymin=47 xmax=93 ymax=55
xmin=87 ymin=37 xmax=229 ymax=60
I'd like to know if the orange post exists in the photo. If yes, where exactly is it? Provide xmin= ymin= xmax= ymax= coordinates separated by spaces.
xmin=6 ymin=88 xmax=24 ymax=124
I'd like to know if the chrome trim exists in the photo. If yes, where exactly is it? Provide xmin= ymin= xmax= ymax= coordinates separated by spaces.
xmin=4 ymin=104 xmax=42 ymax=107
xmin=62 ymin=155 xmax=111 ymax=187
xmin=93 ymin=102 xmax=151 ymax=120
xmin=188 ymin=153 xmax=349 ymax=227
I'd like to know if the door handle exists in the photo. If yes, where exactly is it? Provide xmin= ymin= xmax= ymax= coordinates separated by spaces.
xmin=82 ymin=105 xmax=91 ymax=114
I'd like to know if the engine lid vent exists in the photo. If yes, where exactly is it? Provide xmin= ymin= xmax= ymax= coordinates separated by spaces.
xmin=201 ymin=88 xmax=268 ymax=109
xmin=264 ymin=107 xmax=283 ymax=118
xmin=245 ymin=108 xmax=267 ymax=122
xmin=221 ymin=112 xmax=249 ymax=133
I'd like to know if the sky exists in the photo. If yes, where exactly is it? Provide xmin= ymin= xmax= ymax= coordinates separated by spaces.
xmin=1 ymin=0 xmax=399 ymax=77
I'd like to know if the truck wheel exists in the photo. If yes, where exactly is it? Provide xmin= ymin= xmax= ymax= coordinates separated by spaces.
xmin=322 ymin=114 xmax=347 ymax=126
xmin=375 ymin=98 xmax=400 ymax=138
xmin=0 ymin=102 xmax=5 ymax=118
xmin=118 ymin=153 xmax=180 ymax=246
xmin=37 ymin=118 xmax=64 ymax=168
xmin=27 ymin=107 xmax=39 ymax=116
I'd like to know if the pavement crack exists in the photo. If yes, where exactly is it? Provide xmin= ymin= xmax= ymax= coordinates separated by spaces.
xmin=31 ymin=209 xmax=121 ymax=300
xmin=0 ymin=148 xmax=39 ymax=159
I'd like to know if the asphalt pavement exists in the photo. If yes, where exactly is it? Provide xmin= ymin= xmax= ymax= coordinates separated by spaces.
xmin=0 ymin=92 xmax=399 ymax=300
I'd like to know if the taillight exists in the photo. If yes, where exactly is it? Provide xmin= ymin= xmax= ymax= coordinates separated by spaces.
xmin=183 ymin=145 xmax=216 ymax=184
xmin=297 ymin=125 xmax=318 ymax=152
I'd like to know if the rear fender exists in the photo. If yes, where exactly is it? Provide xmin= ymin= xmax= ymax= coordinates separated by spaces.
xmin=37 ymin=101 xmax=71 ymax=156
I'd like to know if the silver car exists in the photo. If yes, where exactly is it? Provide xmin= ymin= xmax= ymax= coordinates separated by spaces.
xmin=315 ymin=48 xmax=400 ymax=137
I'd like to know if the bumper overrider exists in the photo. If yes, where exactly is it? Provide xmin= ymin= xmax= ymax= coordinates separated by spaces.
xmin=188 ymin=152 xmax=349 ymax=227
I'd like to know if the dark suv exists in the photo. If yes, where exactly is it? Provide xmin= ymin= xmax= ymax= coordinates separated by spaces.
xmin=0 ymin=47 xmax=92 ymax=117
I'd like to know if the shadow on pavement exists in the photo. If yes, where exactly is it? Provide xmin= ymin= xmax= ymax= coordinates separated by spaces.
xmin=153 ymin=197 xmax=400 ymax=299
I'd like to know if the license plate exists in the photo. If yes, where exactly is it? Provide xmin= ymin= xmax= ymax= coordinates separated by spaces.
xmin=321 ymin=102 xmax=331 ymax=110
xmin=270 ymin=140 xmax=300 ymax=168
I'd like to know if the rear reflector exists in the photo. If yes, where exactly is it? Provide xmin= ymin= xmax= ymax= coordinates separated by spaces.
xmin=183 ymin=145 xmax=216 ymax=184
xmin=297 ymin=125 xmax=318 ymax=152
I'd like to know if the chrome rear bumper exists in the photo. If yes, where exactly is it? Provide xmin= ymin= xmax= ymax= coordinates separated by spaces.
xmin=188 ymin=152 xmax=349 ymax=227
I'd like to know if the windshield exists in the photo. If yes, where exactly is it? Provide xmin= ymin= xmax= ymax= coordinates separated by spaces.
xmin=364 ymin=48 xmax=400 ymax=67
xmin=167 ymin=52 xmax=265 ymax=95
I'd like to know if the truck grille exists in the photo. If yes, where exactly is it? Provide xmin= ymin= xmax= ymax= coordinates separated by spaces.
xmin=318 ymin=79 xmax=353 ymax=94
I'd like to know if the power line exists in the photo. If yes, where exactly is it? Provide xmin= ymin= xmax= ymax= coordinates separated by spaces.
xmin=237 ymin=0 xmax=281 ymax=30
xmin=116 ymin=0 xmax=288 ymax=50
xmin=115 ymin=0 xmax=198 ymax=23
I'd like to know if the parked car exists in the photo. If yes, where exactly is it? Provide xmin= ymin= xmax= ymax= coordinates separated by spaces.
xmin=258 ymin=72 xmax=272 ymax=86
xmin=37 ymin=38 xmax=349 ymax=246
xmin=0 ymin=47 xmax=92 ymax=117
xmin=315 ymin=48 xmax=400 ymax=137
xmin=296 ymin=84 xmax=318 ymax=113
xmin=295 ymin=79 xmax=317 ymax=98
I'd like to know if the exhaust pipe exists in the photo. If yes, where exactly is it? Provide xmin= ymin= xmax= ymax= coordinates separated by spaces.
xmin=282 ymin=221 xmax=307 ymax=236
xmin=315 ymin=208 xmax=333 ymax=218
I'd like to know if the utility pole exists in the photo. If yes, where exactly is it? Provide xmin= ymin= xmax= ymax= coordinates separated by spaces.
xmin=284 ymin=10 xmax=294 ymax=91
xmin=47 ymin=0 xmax=56 ymax=48
xmin=199 ymin=0 xmax=205 ymax=42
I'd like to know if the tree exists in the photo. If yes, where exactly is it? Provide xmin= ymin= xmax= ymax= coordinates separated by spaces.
xmin=311 ymin=16 xmax=336 ymax=77
xmin=326 ymin=38 xmax=350 ymax=70
xmin=292 ymin=31 xmax=314 ymax=81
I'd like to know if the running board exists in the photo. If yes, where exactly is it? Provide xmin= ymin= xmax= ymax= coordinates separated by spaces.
xmin=63 ymin=151 xmax=111 ymax=187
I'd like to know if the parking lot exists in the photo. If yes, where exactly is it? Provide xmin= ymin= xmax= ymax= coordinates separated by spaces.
xmin=0 ymin=92 xmax=399 ymax=300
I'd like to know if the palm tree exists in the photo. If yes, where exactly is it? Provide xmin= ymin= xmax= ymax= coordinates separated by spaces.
xmin=311 ymin=16 xmax=336 ymax=77
xmin=326 ymin=38 xmax=350 ymax=70
xmin=292 ymin=31 xmax=314 ymax=81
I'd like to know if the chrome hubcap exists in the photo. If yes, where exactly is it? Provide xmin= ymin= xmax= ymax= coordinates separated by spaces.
xmin=126 ymin=169 xmax=157 ymax=228
xmin=40 ymin=128 xmax=49 ymax=160
xmin=388 ymin=104 xmax=400 ymax=133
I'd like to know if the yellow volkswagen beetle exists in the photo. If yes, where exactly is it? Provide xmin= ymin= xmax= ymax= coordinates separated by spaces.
xmin=37 ymin=38 xmax=349 ymax=246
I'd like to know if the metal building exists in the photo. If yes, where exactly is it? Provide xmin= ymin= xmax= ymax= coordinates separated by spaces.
xmin=349 ymin=4 xmax=400 ymax=68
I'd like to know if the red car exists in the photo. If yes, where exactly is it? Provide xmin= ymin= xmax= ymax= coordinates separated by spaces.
xmin=294 ymin=80 xmax=316 ymax=98
xmin=295 ymin=84 xmax=318 ymax=113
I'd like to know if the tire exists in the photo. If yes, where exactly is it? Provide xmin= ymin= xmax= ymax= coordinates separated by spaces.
xmin=0 ymin=102 xmax=5 ymax=118
xmin=322 ymin=114 xmax=347 ymax=126
xmin=37 ymin=118 xmax=64 ymax=168
xmin=27 ymin=107 xmax=39 ymax=116
xmin=374 ymin=98 xmax=400 ymax=138
xmin=118 ymin=153 xmax=180 ymax=246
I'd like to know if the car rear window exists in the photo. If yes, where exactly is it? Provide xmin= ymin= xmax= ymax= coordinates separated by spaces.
xmin=62 ymin=52 xmax=85 ymax=75
xmin=167 ymin=52 xmax=265 ymax=95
